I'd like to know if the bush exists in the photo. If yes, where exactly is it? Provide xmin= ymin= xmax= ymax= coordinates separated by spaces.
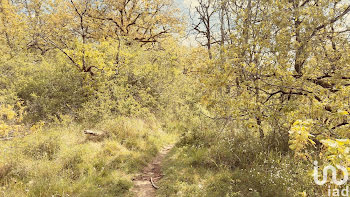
xmin=16 ymin=58 xmax=88 ymax=123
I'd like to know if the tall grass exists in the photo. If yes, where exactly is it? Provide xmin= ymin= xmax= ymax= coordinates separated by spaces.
xmin=0 ymin=116 xmax=176 ymax=196
xmin=157 ymin=130 xmax=316 ymax=197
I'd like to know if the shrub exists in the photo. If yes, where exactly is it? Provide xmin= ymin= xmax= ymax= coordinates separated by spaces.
xmin=16 ymin=59 xmax=88 ymax=123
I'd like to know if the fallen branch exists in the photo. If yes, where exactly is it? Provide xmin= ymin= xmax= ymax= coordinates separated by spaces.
xmin=0 ymin=137 xmax=14 ymax=141
xmin=150 ymin=177 xmax=159 ymax=189
xmin=83 ymin=130 xmax=104 ymax=136
xmin=0 ymin=133 xmax=29 ymax=141
xmin=83 ymin=130 xmax=107 ymax=142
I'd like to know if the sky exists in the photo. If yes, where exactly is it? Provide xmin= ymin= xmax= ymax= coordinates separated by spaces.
xmin=175 ymin=0 xmax=197 ymax=12
xmin=174 ymin=0 xmax=199 ymax=46
xmin=182 ymin=0 xmax=199 ymax=9
xmin=174 ymin=0 xmax=350 ymax=46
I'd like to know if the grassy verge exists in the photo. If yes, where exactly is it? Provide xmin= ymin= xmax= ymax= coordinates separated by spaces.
xmin=157 ymin=144 xmax=315 ymax=197
xmin=0 ymin=116 xmax=177 ymax=197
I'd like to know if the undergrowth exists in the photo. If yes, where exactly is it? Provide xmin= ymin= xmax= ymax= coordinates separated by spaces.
xmin=157 ymin=137 xmax=316 ymax=197
xmin=0 ymin=116 xmax=176 ymax=197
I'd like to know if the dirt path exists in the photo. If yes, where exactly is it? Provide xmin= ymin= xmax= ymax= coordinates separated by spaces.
xmin=131 ymin=145 xmax=174 ymax=197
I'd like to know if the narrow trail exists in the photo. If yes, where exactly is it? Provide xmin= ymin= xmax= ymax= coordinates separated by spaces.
xmin=131 ymin=144 xmax=174 ymax=197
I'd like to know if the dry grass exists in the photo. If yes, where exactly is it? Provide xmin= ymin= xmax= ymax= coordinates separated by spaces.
xmin=0 ymin=116 xmax=177 ymax=197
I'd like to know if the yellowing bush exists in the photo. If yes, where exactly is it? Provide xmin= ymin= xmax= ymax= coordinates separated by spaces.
xmin=0 ymin=103 xmax=25 ymax=138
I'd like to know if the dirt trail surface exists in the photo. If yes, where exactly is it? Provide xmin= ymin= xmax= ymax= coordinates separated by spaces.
xmin=131 ymin=145 xmax=174 ymax=197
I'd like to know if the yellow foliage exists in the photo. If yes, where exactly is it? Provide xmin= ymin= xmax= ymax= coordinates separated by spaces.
xmin=30 ymin=121 xmax=45 ymax=133
xmin=289 ymin=119 xmax=315 ymax=158
xmin=0 ymin=103 xmax=25 ymax=138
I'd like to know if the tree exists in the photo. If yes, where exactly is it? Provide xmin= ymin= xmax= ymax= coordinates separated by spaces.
xmin=200 ymin=0 xmax=350 ymax=146
xmin=0 ymin=0 xmax=26 ymax=58
xmin=190 ymin=0 xmax=218 ymax=59
xmin=4 ymin=0 xmax=182 ymax=77
xmin=81 ymin=0 xmax=181 ymax=45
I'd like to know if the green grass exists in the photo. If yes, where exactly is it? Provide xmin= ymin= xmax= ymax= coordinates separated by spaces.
xmin=0 ymin=116 xmax=177 ymax=197
xmin=157 ymin=144 xmax=315 ymax=197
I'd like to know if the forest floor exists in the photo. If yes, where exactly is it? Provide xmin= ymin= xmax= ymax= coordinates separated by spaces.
xmin=131 ymin=144 xmax=174 ymax=197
